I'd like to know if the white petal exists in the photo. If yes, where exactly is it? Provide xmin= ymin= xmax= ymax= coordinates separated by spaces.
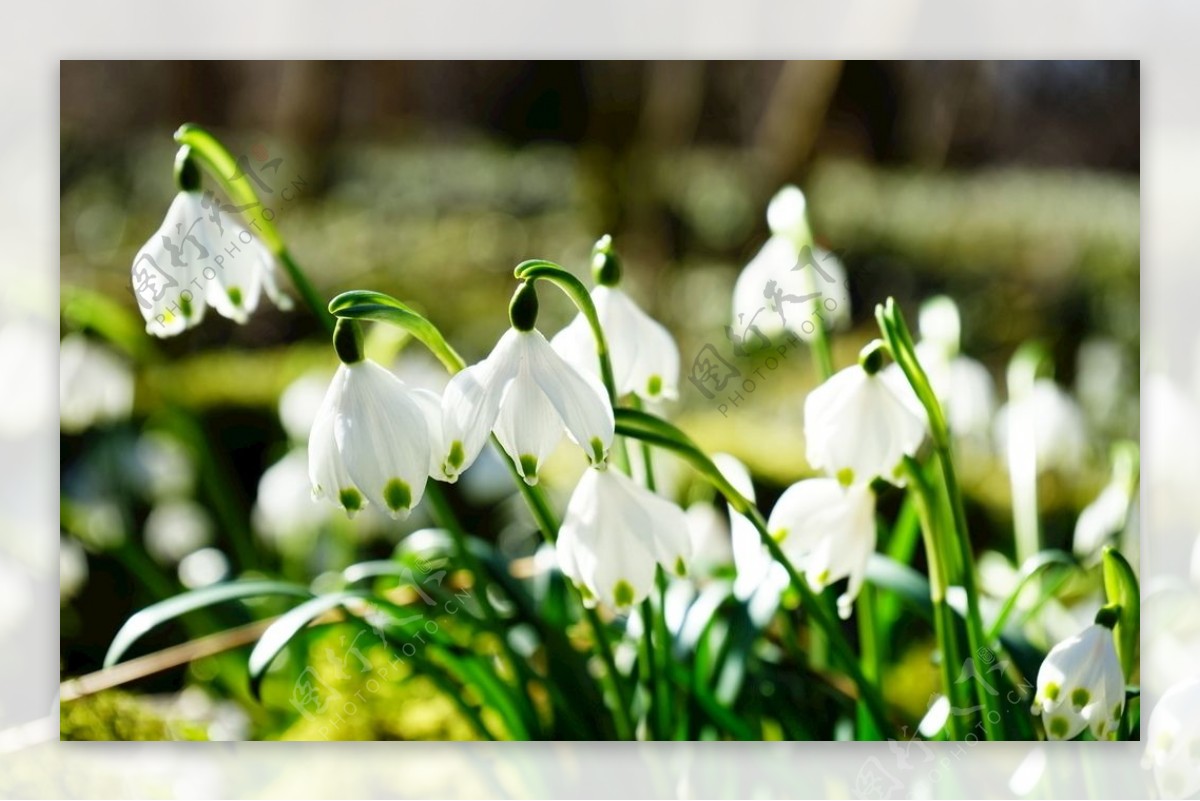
xmin=805 ymin=366 xmax=926 ymax=484
xmin=558 ymin=467 xmax=690 ymax=608
xmin=732 ymin=236 xmax=792 ymax=342
xmin=131 ymin=192 xmax=210 ymax=337
xmin=409 ymin=388 xmax=448 ymax=478
xmin=440 ymin=329 xmax=521 ymax=480
xmin=600 ymin=287 xmax=680 ymax=400
xmin=523 ymin=330 xmax=614 ymax=465
xmin=336 ymin=361 xmax=431 ymax=518
xmin=308 ymin=365 xmax=363 ymax=515
xmin=493 ymin=367 xmax=564 ymax=485
xmin=550 ymin=313 xmax=597 ymax=382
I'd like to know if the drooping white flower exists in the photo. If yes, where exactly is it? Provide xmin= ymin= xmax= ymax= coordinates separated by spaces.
xmin=1144 ymin=677 xmax=1200 ymax=799
xmin=308 ymin=357 xmax=433 ymax=519
xmin=441 ymin=327 xmax=614 ymax=486
xmin=552 ymin=286 xmax=680 ymax=402
xmin=732 ymin=187 xmax=849 ymax=345
xmin=766 ymin=478 xmax=877 ymax=619
xmin=131 ymin=190 xmax=292 ymax=338
xmin=1032 ymin=622 xmax=1125 ymax=740
xmin=556 ymin=466 xmax=691 ymax=609
xmin=805 ymin=357 xmax=927 ymax=485
xmin=59 ymin=334 xmax=135 ymax=434
xmin=995 ymin=379 xmax=1089 ymax=474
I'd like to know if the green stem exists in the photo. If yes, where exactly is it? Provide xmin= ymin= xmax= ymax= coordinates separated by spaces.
xmin=901 ymin=456 xmax=967 ymax=740
xmin=877 ymin=298 xmax=1003 ymax=739
xmin=278 ymin=249 xmax=335 ymax=334
xmin=173 ymin=123 xmax=333 ymax=333
xmin=855 ymin=581 xmax=883 ymax=740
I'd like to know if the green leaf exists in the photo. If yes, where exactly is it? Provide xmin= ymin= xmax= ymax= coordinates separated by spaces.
xmin=1102 ymin=546 xmax=1140 ymax=681
xmin=328 ymin=290 xmax=465 ymax=373
xmin=105 ymin=580 xmax=313 ymax=668
xmin=247 ymin=591 xmax=380 ymax=697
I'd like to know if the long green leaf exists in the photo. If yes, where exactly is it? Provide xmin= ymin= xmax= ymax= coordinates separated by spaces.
xmin=247 ymin=592 xmax=369 ymax=696
xmin=105 ymin=580 xmax=313 ymax=668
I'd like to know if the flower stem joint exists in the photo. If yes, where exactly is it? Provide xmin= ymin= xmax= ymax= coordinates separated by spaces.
xmin=591 ymin=234 xmax=622 ymax=287
xmin=509 ymin=281 xmax=539 ymax=331
xmin=333 ymin=319 xmax=364 ymax=364
xmin=858 ymin=339 xmax=888 ymax=375
xmin=174 ymin=147 xmax=201 ymax=192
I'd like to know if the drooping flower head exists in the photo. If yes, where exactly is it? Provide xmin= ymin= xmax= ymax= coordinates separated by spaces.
xmin=130 ymin=151 xmax=291 ymax=337
xmin=556 ymin=465 xmax=691 ymax=609
xmin=1032 ymin=620 xmax=1125 ymax=740
xmin=805 ymin=342 xmax=927 ymax=486
xmin=552 ymin=236 xmax=681 ymax=402
xmin=440 ymin=281 xmax=614 ymax=485
xmin=309 ymin=320 xmax=437 ymax=519
xmin=766 ymin=478 xmax=877 ymax=619
xmin=732 ymin=186 xmax=850 ymax=345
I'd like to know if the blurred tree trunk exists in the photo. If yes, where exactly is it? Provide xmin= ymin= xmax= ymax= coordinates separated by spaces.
xmin=753 ymin=60 xmax=843 ymax=196
xmin=274 ymin=61 xmax=348 ymax=193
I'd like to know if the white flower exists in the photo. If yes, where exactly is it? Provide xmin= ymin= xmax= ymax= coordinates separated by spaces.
xmin=733 ymin=187 xmax=849 ymax=345
xmin=1032 ymin=623 xmax=1124 ymax=740
xmin=766 ymin=478 xmax=877 ymax=619
xmin=1144 ymin=677 xmax=1200 ymax=799
xmin=308 ymin=359 xmax=434 ymax=519
xmin=440 ymin=327 xmax=614 ymax=485
xmin=131 ymin=190 xmax=292 ymax=337
xmin=995 ymin=379 xmax=1089 ymax=474
xmin=59 ymin=334 xmax=135 ymax=434
xmin=552 ymin=286 xmax=680 ymax=401
xmin=805 ymin=362 xmax=927 ymax=485
xmin=556 ymin=466 xmax=691 ymax=609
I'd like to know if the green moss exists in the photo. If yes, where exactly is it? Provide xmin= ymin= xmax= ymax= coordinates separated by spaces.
xmin=60 ymin=690 xmax=207 ymax=741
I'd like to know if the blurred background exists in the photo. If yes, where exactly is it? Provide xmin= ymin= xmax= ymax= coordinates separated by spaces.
xmin=57 ymin=60 xmax=1139 ymax=741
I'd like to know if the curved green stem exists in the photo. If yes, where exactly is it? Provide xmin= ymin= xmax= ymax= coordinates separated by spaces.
xmin=173 ymin=123 xmax=333 ymax=333
xmin=514 ymin=260 xmax=618 ymax=403
xmin=329 ymin=290 xmax=466 ymax=372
